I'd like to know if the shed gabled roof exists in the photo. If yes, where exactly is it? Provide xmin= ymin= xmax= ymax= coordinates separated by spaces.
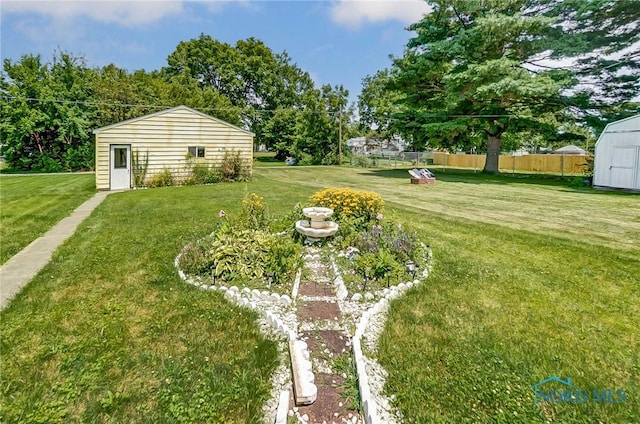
xmin=604 ymin=114 xmax=640 ymax=129
xmin=594 ymin=114 xmax=640 ymax=148
xmin=92 ymin=105 xmax=254 ymax=136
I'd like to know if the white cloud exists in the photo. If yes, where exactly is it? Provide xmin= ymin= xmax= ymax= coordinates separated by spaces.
xmin=2 ymin=0 xmax=184 ymax=27
xmin=330 ymin=0 xmax=431 ymax=28
xmin=195 ymin=0 xmax=256 ymax=14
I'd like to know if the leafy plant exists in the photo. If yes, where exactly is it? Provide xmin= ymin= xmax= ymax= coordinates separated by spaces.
xmin=240 ymin=193 xmax=266 ymax=230
xmin=331 ymin=353 xmax=361 ymax=411
xmin=147 ymin=167 xmax=174 ymax=188
xmin=267 ymin=203 xmax=305 ymax=235
xmin=132 ymin=149 xmax=149 ymax=188
xmin=339 ymin=218 xmax=429 ymax=291
xmin=180 ymin=227 xmax=301 ymax=291
xmin=352 ymin=154 xmax=372 ymax=168
xmin=218 ymin=150 xmax=251 ymax=182
xmin=184 ymin=156 xmax=219 ymax=186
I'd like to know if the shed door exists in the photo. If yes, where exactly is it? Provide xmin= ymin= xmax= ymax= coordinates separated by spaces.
xmin=608 ymin=146 xmax=636 ymax=189
xmin=110 ymin=145 xmax=131 ymax=190
xmin=635 ymin=147 xmax=640 ymax=190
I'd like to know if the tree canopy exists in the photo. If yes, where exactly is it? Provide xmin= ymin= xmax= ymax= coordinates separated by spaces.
xmin=1 ymin=53 xmax=97 ymax=171
xmin=358 ymin=0 xmax=638 ymax=172
xmin=1 ymin=36 xmax=354 ymax=171
xmin=388 ymin=0 xmax=576 ymax=172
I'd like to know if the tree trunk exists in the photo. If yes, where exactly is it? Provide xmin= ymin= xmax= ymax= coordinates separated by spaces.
xmin=483 ymin=134 xmax=501 ymax=174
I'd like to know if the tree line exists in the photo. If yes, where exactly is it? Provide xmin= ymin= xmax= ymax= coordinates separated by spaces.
xmin=1 ymin=35 xmax=354 ymax=172
xmin=2 ymin=1 xmax=638 ymax=174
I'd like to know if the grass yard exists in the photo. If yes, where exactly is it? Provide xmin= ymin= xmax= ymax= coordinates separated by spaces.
xmin=1 ymin=167 xmax=638 ymax=423
xmin=0 ymin=174 xmax=96 ymax=264
xmin=257 ymin=167 xmax=640 ymax=422
xmin=253 ymin=151 xmax=286 ymax=167
xmin=0 ymin=182 xmax=316 ymax=423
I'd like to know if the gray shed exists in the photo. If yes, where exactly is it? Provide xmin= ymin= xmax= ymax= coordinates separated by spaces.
xmin=593 ymin=114 xmax=640 ymax=191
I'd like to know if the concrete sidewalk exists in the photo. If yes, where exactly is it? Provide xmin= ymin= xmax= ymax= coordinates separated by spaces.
xmin=0 ymin=191 xmax=111 ymax=310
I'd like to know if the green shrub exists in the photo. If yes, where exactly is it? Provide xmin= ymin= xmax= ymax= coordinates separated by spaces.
xmin=218 ymin=150 xmax=251 ymax=182
xmin=184 ymin=158 xmax=219 ymax=186
xmin=337 ymin=217 xmax=430 ymax=291
xmin=268 ymin=203 xmax=305 ymax=235
xmin=352 ymin=155 xmax=372 ymax=168
xmin=179 ymin=194 xmax=303 ymax=291
xmin=179 ymin=228 xmax=301 ymax=291
xmin=147 ymin=168 xmax=174 ymax=188
xmin=240 ymin=193 xmax=266 ymax=230
xmin=296 ymin=153 xmax=314 ymax=166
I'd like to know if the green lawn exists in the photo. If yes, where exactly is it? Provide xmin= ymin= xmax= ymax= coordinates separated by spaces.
xmin=256 ymin=167 xmax=640 ymax=422
xmin=1 ymin=167 xmax=638 ymax=423
xmin=0 ymin=174 xmax=96 ymax=264
xmin=253 ymin=151 xmax=286 ymax=167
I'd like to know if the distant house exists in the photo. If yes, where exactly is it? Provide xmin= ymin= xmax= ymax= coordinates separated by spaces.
xmin=554 ymin=145 xmax=587 ymax=155
xmin=347 ymin=137 xmax=404 ymax=155
xmin=346 ymin=137 xmax=370 ymax=154
xmin=93 ymin=106 xmax=254 ymax=190
xmin=593 ymin=114 xmax=640 ymax=191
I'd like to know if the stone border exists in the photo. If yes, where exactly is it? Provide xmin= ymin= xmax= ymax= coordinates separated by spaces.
xmin=352 ymin=282 xmax=417 ymax=423
xmin=331 ymin=246 xmax=433 ymax=424
xmin=175 ymin=241 xmax=433 ymax=424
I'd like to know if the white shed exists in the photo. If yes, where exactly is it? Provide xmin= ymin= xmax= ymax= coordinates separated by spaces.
xmin=593 ymin=114 xmax=640 ymax=191
xmin=93 ymin=106 xmax=254 ymax=190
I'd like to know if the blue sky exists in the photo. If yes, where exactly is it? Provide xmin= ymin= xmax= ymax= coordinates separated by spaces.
xmin=1 ymin=0 xmax=431 ymax=103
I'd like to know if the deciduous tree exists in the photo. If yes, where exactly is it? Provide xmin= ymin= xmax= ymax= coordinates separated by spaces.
xmin=1 ymin=52 xmax=96 ymax=171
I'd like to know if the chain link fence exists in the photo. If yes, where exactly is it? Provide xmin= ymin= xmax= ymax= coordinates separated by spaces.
xmin=348 ymin=151 xmax=434 ymax=168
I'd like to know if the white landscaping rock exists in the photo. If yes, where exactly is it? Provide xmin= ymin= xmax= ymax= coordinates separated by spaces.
xmin=279 ymin=294 xmax=291 ymax=307
xmin=175 ymin=241 xmax=432 ymax=424
xmin=274 ymin=390 xmax=289 ymax=424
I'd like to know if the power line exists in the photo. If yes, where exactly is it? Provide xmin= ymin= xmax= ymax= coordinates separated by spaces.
xmin=0 ymin=95 xmax=360 ymax=117
xmin=0 ymin=95 xmax=519 ymax=119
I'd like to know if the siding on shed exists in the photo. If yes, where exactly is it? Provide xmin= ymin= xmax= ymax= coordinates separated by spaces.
xmin=94 ymin=106 xmax=253 ymax=190
xmin=593 ymin=115 xmax=640 ymax=191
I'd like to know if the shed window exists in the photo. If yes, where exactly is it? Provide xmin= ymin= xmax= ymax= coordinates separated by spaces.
xmin=114 ymin=147 xmax=127 ymax=169
xmin=188 ymin=146 xmax=205 ymax=158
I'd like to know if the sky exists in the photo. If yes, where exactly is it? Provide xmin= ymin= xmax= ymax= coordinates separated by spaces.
xmin=1 ymin=0 xmax=432 ymax=104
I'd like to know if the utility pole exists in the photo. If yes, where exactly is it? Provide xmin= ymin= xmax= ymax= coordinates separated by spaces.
xmin=338 ymin=106 xmax=343 ymax=166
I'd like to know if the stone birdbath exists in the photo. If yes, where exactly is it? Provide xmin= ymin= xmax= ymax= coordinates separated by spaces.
xmin=295 ymin=207 xmax=339 ymax=242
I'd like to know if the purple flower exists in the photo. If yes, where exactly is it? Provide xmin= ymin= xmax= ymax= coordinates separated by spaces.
xmin=376 ymin=213 xmax=384 ymax=220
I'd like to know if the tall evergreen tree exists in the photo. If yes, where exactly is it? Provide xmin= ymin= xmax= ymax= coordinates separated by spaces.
xmin=391 ymin=0 xmax=573 ymax=173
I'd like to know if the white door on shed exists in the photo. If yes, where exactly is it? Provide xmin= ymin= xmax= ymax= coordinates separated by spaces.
xmin=635 ymin=147 xmax=640 ymax=190
xmin=609 ymin=146 xmax=636 ymax=189
xmin=110 ymin=145 xmax=131 ymax=190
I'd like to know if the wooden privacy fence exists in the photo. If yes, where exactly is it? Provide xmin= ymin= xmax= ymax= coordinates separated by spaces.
xmin=432 ymin=152 xmax=591 ymax=175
